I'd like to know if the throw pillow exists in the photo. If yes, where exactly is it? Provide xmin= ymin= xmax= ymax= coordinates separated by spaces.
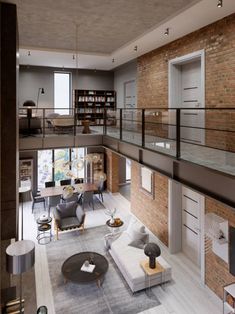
xmin=57 ymin=201 xmax=77 ymax=218
xmin=126 ymin=217 xmax=149 ymax=246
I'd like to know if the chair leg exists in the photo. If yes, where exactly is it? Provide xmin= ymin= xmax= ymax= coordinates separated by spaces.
xmin=32 ymin=201 xmax=35 ymax=214
xmin=43 ymin=200 xmax=46 ymax=210
xmin=101 ymin=192 xmax=103 ymax=203
xmin=92 ymin=200 xmax=94 ymax=211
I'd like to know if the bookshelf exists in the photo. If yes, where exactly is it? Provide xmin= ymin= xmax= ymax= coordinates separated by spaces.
xmin=74 ymin=89 xmax=116 ymax=126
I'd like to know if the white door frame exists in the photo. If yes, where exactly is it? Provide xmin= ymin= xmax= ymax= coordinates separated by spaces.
xmin=168 ymin=49 xmax=205 ymax=144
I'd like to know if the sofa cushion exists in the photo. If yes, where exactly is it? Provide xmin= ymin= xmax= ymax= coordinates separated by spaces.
xmin=56 ymin=201 xmax=77 ymax=218
xmin=60 ymin=217 xmax=80 ymax=230
xmin=128 ymin=239 xmax=146 ymax=249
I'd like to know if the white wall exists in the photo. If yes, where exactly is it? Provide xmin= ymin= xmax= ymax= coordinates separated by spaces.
xmin=114 ymin=60 xmax=137 ymax=108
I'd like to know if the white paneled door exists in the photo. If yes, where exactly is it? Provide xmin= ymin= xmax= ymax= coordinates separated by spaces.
xmin=181 ymin=60 xmax=204 ymax=145
xmin=182 ymin=186 xmax=204 ymax=267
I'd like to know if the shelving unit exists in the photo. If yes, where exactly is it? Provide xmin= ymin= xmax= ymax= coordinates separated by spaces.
xmin=223 ymin=283 xmax=235 ymax=314
xmin=74 ymin=89 xmax=116 ymax=126
xmin=19 ymin=159 xmax=33 ymax=189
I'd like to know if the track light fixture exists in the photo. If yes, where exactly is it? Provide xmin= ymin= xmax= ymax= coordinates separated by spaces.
xmin=72 ymin=54 xmax=75 ymax=60
xmin=28 ymin=50 xmax=31 ymax=56
xmin=217 ymin=0 xmax=223 ymax=7
xmin=134 ymin=45 xmax=138 ymax=51
xmin=164 ymin=28 xmax=169 ymax=36
xmin=112 ymin=58 xmax=115 ymax=63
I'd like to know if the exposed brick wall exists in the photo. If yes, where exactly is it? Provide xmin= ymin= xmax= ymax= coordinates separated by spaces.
xmin=137 ymin=14 xmax=235 ymax=151
xmin=130 ymin=161 xmax=168 ymax=247
xmin=105 ymin=149 xmax=119 ymax=193
xmin=205 ymin=198 xmax=235 ymax=299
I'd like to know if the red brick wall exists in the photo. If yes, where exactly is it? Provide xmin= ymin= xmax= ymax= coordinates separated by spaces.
xmin=105 ymin=149 xmax=119 ymax=193
xmin=130 ymin=161 xmax=169 ymax=247
xmin=137 ymin=13 xmax=235 ymax=151
xmin=205 ymin=198 xmax=235 ymax=299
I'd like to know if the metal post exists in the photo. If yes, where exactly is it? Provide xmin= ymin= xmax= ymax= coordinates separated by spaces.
xmin=42 ymin=108 xmax=45 ymax=138
xmin=176 ymin=109 xmax=181 ymax=159
xmin=120 ymin=109 xmax=122 ymax=140
xmin=142 ymin=109 xmax=145 ymax=147
xmin=74 ymin=108 xmax=76 ymax=136
xmin=104 ymin=108 xmax=107 ymax=135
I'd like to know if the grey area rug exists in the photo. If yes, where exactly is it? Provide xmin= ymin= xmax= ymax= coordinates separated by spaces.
xmin=46 ymin=226 xmax=161 ymax=314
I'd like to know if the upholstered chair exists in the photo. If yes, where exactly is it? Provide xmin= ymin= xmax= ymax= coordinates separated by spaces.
xmin=53 ymin=201 xmax=85 ymax=240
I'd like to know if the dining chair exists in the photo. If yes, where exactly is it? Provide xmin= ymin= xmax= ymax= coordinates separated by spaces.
xmin=31 ymin=191 xmax=46 ymax=213
xmin=48 ymin=195 xmax=61 ymax=216
xmin=45 ymin=181 xmax=55 ymax=188
xmin=60 ymin=179 xmax=72 ymax=186
xmin=93 ymin=180 xmax=104 ymax=202
xmin=74 ymin=178 xmax=84 ymax=184
xmin=82 ymin=191 xmax=94 ymax=211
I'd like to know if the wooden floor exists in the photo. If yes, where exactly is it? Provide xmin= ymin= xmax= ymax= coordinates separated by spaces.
xmin=23 ymin=192 xmax=221 ymax=314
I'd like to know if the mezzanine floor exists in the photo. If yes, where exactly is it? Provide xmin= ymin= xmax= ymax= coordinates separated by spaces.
xmin=20 ymin=125 xmax=235 ymax=176
xmin=21 ymin=191 xmax=221 ymax=314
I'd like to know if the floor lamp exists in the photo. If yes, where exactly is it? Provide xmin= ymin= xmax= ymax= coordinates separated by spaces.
xmin=6 ymin=240 xmax=35 ymax=313
xmin=36 ymin=87 xmax=45 ymax=113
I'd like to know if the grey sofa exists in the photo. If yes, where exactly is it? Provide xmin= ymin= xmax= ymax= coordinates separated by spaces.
xmin=53 ymin=201 xmax=85 ymax=240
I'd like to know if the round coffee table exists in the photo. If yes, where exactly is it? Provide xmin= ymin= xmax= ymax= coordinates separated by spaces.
xmin=61 ymin=252 xmax=108 ymax=287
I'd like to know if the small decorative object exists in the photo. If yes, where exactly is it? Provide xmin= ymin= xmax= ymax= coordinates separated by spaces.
xmin=39 ymin=214 xmax=48 ymax=222
xmin=144 ymin=242 xmax=161 ymax=269
xmin=80 ymin=261 xmax=95 ymax=273
xmin=105 ymin=208 xmax=117 ymax=224
xmin=84 ymin=260 xmax=89 ymax=267
xmin=62 ymin=185 xmax=75 ymax=199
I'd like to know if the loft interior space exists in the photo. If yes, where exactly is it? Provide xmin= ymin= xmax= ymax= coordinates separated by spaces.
xmin=1 ymin=0 xmax=235 ymax=314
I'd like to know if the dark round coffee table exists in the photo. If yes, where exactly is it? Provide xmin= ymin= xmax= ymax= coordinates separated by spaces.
xmin=61 ymin=252 xmax=109 ymax=287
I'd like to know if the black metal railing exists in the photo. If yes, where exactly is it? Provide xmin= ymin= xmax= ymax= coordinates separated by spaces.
xmin=19 ymin=107 xmax=235 ymax=175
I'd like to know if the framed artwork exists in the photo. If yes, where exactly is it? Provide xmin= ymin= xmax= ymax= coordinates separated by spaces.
xmin=140 ymin=166 xmax=154 ymax=198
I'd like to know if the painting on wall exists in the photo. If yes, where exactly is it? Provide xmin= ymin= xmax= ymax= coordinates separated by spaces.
xmin=140 ymin=166 xmax=154 ymax=198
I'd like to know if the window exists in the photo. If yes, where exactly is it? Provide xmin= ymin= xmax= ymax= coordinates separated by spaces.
xmin=54 ymin=72 xmax=70 ymax=114
xmin=37 ymin=150 xmax=53 ymax=189
xmin=54 ymin=149 xmax=70 ymax=181
xmin=71 ymin=148 xmax=85 ymax=179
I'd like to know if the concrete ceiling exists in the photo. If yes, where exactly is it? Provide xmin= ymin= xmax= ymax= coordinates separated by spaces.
xmin=10 ymin=0 xmax=198 ymax=54
xmin=9 ymin=0 xmax=235 ymax=70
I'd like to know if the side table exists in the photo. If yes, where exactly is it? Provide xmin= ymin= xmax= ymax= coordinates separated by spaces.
xmin=104 ymin=218 xmax=124 ymax=249
xmin=36 ymin=217 xmax=52 ymax=245
xmin=140 ymin=259 xmax=165 ymax=296
xmin=223 ymin=283 xmax=235 ymax=314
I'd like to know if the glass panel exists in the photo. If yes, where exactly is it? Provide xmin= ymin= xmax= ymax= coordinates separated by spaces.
xmin=144 ymin=109 xmax=177 ymax=157
xmin=54 ymin=149 xmax=70 ymax=182
xmin=54 ymin=72 xmax=70 ymax=115
xmin=71 ymin=148 xmax=85 ymax=179
xmin=37 ymin=150 xmax=53 ymax=189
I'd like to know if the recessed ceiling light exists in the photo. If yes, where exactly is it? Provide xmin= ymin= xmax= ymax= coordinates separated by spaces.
xmin=217 ymin=0 xmax=223 ymax=7
xmin=164 ymin=28 xmax=169 ymax=36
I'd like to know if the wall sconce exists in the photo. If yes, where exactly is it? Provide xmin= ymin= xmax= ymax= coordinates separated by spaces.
xmin=217 ymin=0 xmax=223 ymax=8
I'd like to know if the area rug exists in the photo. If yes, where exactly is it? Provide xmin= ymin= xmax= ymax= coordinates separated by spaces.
xmin=46 ymin=225 xmax=161 ymax=314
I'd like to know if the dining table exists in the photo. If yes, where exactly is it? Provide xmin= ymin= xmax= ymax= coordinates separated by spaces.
xmin=40 ymin=182 xmax=98 ymax=198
